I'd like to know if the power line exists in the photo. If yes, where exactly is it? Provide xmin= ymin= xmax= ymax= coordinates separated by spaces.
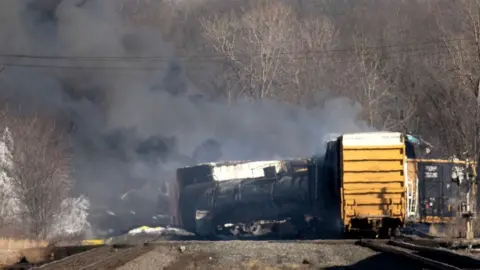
xmin=0 ymin=46 xmax=466 ymax=71
xmin=0 ymin=37 xmax=472 ymax=62
xmin=0 ymin=41 xmax=468 ymax=72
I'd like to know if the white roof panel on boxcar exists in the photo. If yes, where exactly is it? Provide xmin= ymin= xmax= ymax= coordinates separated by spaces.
xmin=209 ymin=160 xmax=284 ymax=181
xmin=341 ymin=131 xmax=403 ymax=147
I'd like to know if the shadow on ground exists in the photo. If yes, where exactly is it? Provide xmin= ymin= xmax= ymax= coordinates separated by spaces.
xmin=160 ymin=251 xmax=426 ymax=270
xmin=324 ymin=253 xmax=424 ymax=270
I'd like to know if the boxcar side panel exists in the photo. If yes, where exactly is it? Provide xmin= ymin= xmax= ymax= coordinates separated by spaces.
xmin=340 ymin=132 xmax=406 ymax=233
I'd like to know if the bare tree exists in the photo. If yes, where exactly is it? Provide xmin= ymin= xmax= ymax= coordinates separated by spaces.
xmin=0 ymin=113 xmax=73 ymax=239
xmin=200 ymin=0 xmax=299 ymax=101
xmin=279 ymin=15 xmax=337 ymax=106
xmin=426 ymin=0 xmax=480 ymax=158
xmin=118 ymin=0 xmax=480 ymax=157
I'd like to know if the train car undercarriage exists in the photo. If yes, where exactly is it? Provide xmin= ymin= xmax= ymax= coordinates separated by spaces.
xmin=195 ymin=214 xmax=342 ymax=240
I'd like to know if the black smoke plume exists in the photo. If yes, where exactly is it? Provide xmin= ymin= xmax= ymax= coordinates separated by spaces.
xmin=0 ymin=0 xmax=369 ymax=236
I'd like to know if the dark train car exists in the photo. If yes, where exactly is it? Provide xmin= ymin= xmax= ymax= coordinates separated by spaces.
xmin=169 ymin=159 xmax=331 ymax=238
xmin=171 ymin=164 xmax=217 ymax=232
xmin=406 ymin=159 xmax=476 ymax=227
xmin=419 ymin=161 xmax=458 ymax=221
xmin=194 ymin=170 xmax=315 ymax=237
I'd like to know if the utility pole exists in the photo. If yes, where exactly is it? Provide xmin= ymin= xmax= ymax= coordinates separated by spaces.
xmin=460 ymin=159 xmax=476 ymax=239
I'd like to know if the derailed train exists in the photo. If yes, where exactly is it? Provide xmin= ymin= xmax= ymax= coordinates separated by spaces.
xmin=169 ymin=132 xmax=477 ymax=238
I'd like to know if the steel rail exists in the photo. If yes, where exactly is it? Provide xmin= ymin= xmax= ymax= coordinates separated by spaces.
xmin=152 ymin=239 xmax=391 ymax=245
xmin=389 ymin=240 xmax=480 ymax=269
xmin=32 ymin=245 xmax=111 ymax=269
xmin=30 ymin=236 xmax=160 ymax=270
xmin=74 ymin=234 xmax=165 ymax=270
xmin=358 ymin=240 xmax=462 ymax=270
xmin=77 ymin=243 xmax=154 ymax=270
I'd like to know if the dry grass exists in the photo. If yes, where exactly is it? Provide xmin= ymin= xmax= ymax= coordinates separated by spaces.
xmin=428 ymin=224 xmax=450 ymax=238
xmin=22 ymin=246 xmax=54 ymax=264
xmin=0 ymin=250 xmax=23 ymax=267
xmin=428 ymin=217 xmax=479 ymax=239
xmin=0 ymin=238 xmax=51 ymax=267
xmin=0 ymin=237 xmax=49 ymax=250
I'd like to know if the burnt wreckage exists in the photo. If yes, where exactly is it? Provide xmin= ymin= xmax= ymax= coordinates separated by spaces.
xmin=175 ymin=159 xmax=330 ymax=238
xmin=169 ymin=132 xmax=477 ymax=239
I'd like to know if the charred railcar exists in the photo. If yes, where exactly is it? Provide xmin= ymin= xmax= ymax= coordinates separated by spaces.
xmin=172 ymin=159 xmax=339 ymax=238
xmin=169 ymin=132 xmax=477 ymax=239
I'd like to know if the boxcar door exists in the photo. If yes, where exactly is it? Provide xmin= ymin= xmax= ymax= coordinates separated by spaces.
xmin=418 ymin=162 xmax=444 ymax=219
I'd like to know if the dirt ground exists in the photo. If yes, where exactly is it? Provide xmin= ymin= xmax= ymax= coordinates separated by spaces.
xmin=116 ymin=241 xmax=425 ymax=270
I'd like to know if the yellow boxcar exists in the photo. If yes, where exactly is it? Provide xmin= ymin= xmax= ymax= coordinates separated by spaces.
xmin=339 ymin=132 xmax=406 ymax=237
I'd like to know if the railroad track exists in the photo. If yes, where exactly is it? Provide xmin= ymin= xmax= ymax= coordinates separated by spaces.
xmin=358 ymin=239 xmax=480 ymax=270
xmin=27 ymin=237 xmax=160 ymax=270
xmin=6 ymin=237 xmax=480 ymax=270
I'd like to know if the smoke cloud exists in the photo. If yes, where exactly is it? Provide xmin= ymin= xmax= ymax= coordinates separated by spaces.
xmin=0 ymin=0 xmax=370 ymax=236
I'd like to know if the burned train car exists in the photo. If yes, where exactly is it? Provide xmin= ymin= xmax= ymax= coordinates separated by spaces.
xmin=169 ymin=132 xmax=477 ymax=239
xmin=169 ymin=159 xmax=336 ymax=238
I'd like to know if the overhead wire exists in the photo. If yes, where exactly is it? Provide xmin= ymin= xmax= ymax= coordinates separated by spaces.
xmin=0 ymin=38 xmax=471 ymax=71
xmin=0 ymin=48 xmax=466 ymax=71
xmin=0 ymin=37 xmax=472 ymax=61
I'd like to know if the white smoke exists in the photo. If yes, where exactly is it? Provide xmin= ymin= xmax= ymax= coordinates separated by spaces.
xmin=0 ymin=0 xmax=370 ymax=236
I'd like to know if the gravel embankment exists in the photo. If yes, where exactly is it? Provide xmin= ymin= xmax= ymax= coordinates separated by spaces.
xmin=117 ymin=241 xmax=425 ymax=269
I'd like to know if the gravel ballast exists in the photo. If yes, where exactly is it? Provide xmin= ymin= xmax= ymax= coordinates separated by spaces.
xmin=117 ymin=241 xmax=425 ymax=269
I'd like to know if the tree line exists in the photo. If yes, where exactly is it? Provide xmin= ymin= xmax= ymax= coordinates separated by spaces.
xmin=121 ymin=0 xmax=480 ymax=160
